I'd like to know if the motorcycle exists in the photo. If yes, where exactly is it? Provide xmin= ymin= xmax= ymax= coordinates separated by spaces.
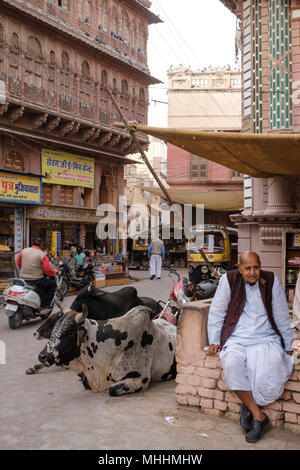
xmin=2 ymin=270 xmax=65 ymax=330
xmin=157 ymin=264 xmax=225 ymax=325
xmin=59 ymin=260 xmax=95 ymax=293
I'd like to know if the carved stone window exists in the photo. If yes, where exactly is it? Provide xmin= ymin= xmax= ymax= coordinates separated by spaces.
xmin=79 ymin=0 xmax=91 ymax=23
xmin=100 ymin=70 xmax=108 ymax=103
xmin=138 ymin=22 xmax=147 ymax=55
xmin=120 ymin=79 xmax=129 ymax=111
xmin=112 ymin=6 xmax=118 ymax=33
xmin=131 ymin=21 xmax=137 ymax=51
xmin=80 ymin=60 xmax=91 ymax=101
xmin=5 ymin=151 xmax=24 ymax=172
xmin=121 ymin=9 xmax=130 ymax=45
xmin=99 ymin=0 xmax=109 ymax=32
xmin=137 ymin=87 xmax=146 ymax=122
xmin=60 ymin=50 xmax=70 ymax=90
xmin=25 ymin=36 xmax=43 ymax=88
xmin=9 ymin=32 xmax=19 ymax=77
xmin=48 ymin=50 xmax=56 ymax=91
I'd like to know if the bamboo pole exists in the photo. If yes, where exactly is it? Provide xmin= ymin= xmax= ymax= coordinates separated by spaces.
xmin=105 ymin=84 xmax=220 ymax=280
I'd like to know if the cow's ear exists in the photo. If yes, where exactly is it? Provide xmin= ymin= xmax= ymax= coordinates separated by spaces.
xmin=77 ymin=327 xmax=87 ymax=347
xmin=75 ymin=304 xmax=89 ymax=324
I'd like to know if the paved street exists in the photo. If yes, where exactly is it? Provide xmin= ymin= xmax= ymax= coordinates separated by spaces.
xmin=0 ymin=268 xmax=299 ymax=450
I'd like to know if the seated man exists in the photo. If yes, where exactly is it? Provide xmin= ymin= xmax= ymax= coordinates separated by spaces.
xmin=207 ymin=251 xmax=293 ymax=443
xmin=16 ymin=237 xmax=57 ymax=310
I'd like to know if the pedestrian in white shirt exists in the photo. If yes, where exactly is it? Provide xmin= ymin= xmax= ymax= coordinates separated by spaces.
xmin=207 ymin=251 xmax=293 ymax=443
xmin=148 ymin=236 xmax=165 ymax=280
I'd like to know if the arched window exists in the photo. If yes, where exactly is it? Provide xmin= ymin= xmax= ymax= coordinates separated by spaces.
xmin=80 ymin=60 xmax=91 ymax=100
xmin=5 ymin=151 xmax=24 ymax=172
xmin=79 ymin=0 xmax=91 ymax=22
xmin=10 ymin=33 xmax=19 ymax=77
xmin=121 ymin=9 xmax=130 ymax=45
xmin=120 ymin=79 xmax=129 ymax=111
xmin=137 ymin=87 xmax=146 ymax=123
xmin=99 ymin=0 xmax=109 ymax=32
xmin=138 ymin=22 xmax=147 ymax=55
xmin=131 ymin=20 xmax=137 ymax=51
xmin=100 ymin=69 xmax=108 ymax=103
xmin=26 ymin=36 xmax=43 ymax=87
xmin=48 ymin=50 xmax=56 ymax=91
xmin=60 ymin=50 xmax=70 ymax=90
xmin=112 ymin=6 xmax=118 ymax=33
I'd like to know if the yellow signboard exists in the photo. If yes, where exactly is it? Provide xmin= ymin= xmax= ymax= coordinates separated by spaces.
xmin=42 ymin=148 xmax=94 ymax=188
xmin=0 ymin=171 xmax=41 ymax=204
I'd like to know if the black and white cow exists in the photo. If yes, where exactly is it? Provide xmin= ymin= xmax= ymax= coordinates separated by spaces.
xmin=38 ymin=305 xmax=176 ymax=395
xmin=26 ymin=287 xmax=163 ymax=375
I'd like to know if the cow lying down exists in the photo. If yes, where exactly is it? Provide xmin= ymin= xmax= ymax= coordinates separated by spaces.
xmin=38 ymin=304 xmax=176 ymax=396
xmin=26 ymin=286 xmax=163 ymax=375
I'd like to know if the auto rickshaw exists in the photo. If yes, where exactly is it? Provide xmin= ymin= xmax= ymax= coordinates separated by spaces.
xmin=130 ymin=237 xmax=149 ymax=270
xmin=187 ymin=224 xmax=238 ymax=284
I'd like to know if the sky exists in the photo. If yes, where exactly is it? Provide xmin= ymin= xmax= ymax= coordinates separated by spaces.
xmin=147 ymin=0 xmax=238 ymax=127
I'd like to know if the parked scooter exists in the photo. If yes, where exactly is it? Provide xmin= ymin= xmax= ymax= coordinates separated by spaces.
xmin=59 ymin=260 xmax=95 ymax=293
xmin=158 ymin=264 xmax=225 ymax=325
xmin=2 ymin=273 xmax=65 ymax=329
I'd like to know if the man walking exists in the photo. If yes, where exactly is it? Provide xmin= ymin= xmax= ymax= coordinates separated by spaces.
xmin=148 ymin=235 xmax=165 ymax=280
xmin=207 ymin=251 xmax=293 ymax=443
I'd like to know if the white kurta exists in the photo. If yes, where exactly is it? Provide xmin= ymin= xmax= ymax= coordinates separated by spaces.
xmin=208 ymin=273 xmax=293 ymax=406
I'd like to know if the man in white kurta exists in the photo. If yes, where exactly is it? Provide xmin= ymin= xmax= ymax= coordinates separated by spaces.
xmin=207 ymin=251 xmax=293 ymax=443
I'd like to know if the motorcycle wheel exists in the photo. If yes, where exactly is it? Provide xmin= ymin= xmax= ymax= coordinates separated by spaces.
xmin=8 ymin=308 xmax=23 ymax=329
xmin=60 ymin=279 xmax=68 ymax=298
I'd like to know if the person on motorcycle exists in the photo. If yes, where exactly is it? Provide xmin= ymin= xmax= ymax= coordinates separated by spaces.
xmin=75 ymin=247 xmax=85 ymax=267
xmin=16 ymin=237 xmax=57 ymax=309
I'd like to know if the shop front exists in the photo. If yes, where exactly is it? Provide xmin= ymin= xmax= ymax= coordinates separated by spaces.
xmin=26 ymin=205 xmax=100 ymax=256
xmin=0 ymin=170 xmax=42 ymax=290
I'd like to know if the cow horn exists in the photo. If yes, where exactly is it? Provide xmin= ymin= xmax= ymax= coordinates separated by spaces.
xmin=88 ymin=285 xmax=92 ymax=293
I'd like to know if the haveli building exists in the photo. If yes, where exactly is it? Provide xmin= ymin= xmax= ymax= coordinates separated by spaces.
xmin=0 ymin=0 xmax=160 ymax=256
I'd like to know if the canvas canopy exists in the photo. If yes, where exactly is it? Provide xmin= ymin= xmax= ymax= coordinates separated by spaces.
xmin=132 ymin=123 xmax=300 ymax=178
xmin=141 ymin=187 xmax=244 ymax=211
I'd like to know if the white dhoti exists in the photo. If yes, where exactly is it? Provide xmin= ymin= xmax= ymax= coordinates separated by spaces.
xmin=219 ymin=342 xmax=293 ymax=406
xmin=150 ymin=254 xmax=162 ymax=278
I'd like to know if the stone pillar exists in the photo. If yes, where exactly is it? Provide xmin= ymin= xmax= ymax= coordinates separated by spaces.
xmin=265 ymin=176 xmax=295 ymax=214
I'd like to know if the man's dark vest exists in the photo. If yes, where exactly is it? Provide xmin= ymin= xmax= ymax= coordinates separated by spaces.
xmin=219 ymin=269 xmax=285 ymax=350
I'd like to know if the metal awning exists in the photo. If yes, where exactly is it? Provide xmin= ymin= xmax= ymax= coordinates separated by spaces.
xmin=131 ymin=124 xmax=300 ymax=178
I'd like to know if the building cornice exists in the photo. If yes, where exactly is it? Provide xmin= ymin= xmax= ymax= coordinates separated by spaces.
xmin=125 ymin=0 xmax=162 ymax=25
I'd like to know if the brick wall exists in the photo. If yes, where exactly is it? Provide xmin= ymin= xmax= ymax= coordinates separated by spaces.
xmin=175 ymin=300 xmax=300 ymax=434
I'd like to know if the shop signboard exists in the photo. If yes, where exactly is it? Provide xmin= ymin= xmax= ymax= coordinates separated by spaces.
xmin=0 ymin=171 xmax=41 ymax=204
xmin=27 ymin=205 xmax=99 ymax=223
xmin=42 ymin=148 xmax=94 ymax=188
